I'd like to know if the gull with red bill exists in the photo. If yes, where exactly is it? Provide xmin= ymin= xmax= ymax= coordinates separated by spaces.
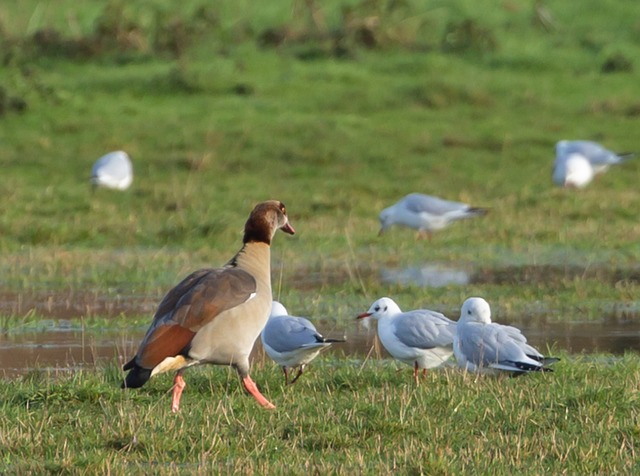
xmin=357 ymin=297 xmax=456 ymax=383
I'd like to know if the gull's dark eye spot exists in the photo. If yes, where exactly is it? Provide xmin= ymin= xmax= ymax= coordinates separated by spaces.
xmin=374 ymin=306 xmax=380 ymax=312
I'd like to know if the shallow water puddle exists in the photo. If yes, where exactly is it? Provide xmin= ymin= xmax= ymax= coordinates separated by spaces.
xmin=0 ymin=328 xmax=144 ymax=377
xmin=1 ymin=260 xmax=640 ymax=376
xmin=381 ymin=262 xmax=640 ymax=287
xmin=1 ymin=319 xmax=639 ymax=377
xmin=381 ymin=264 xmax=470 ymax=287
xmin=0 ymin=290 xmax=157 ymax=319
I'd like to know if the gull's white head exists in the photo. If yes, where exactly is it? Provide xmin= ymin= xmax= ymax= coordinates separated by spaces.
xmin=459 ymin=297 xmax=492 ymax=324
xmin=357 ymin=297 xmax=402 ymax=321
xmin=555 ymin=140 xmax=570 ymax=156
xmin=91 ymin=150 xmax=133 ymax=190
xmin=270 ymin=300 xmax=289 ymax=317
xmin=378 ymin=207 xmax=395 ymax=235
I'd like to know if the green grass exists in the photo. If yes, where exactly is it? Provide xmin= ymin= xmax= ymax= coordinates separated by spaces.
xmin=1 ymin=0 xmax=640 ymax=472
xmin=1 ymin=355 xmax=639 ymax=473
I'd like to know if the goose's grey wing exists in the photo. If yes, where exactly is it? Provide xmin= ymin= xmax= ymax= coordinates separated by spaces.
xmin=394 ymin=311 xmax=456 ymax=349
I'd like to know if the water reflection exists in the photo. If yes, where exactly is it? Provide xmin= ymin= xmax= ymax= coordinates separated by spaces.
xmin=381 ymin=262 xmax=640 ymax=288
xmin=0 ymin=290 xmax=156 ymax=319
xmin=381 ymin=264 xmax=470 ymax=288
xmin=1 ymin=262 xmax=640 ymax=377
xmin=1 ymin=319 xmax=638 ymax=377
xmin=0 ymin=328 xmax=142 ymax=377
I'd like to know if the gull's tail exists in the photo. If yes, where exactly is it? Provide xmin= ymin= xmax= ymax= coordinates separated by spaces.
xmin=467 ymin=207 xmax=489 ymax=217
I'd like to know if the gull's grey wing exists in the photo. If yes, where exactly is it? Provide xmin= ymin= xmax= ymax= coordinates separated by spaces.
xmin=92 ymin=152 xmax=132 ymax=180
xmin=499 ymin=325 xmax=544 ymax=359
xmin=394 ymin=310 xmax=456 ymax=349
xmin=403 ymin=193 xmax=467 ymax=216
xmin=561 ymin=140 xmax=623 ymax=165
xmin=457 ymin=322 xmax=532 ymax=367
xmin=262 ymin=315 xmax=323 ymax=353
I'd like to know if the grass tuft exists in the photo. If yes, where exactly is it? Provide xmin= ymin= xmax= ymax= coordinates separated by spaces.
xmin=1 ymin=356 xmax=639 ymax=472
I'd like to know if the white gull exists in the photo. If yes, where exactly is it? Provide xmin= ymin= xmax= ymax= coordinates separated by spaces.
xmin=378 ymin=193 xmax=488 ymax=239
xmin=454 ymin=297 xmax=558 ymax=374
xmin=261 ymin=301 xmax=345 ymax=384
xmin=552 ymin=140 xmax=634 ymax=188
xmin=357 ymin=297 xmax=456 ymax=382
xmin=91 ymin=151 xmax=133 ymax=190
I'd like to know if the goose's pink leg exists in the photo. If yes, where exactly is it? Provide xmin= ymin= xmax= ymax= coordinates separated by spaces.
xmin=171 ymin=370 xmax=186 ymax=413
xmin=243 ymin=375 xmax=276 ymax=409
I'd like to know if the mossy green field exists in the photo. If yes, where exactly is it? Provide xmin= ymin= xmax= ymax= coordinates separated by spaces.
xmin=1 ymin=0 xmax=640 ymax=473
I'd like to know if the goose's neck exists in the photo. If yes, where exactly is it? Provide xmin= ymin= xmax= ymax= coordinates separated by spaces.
xmin=228 ymin=242 xmax=272 ymax=288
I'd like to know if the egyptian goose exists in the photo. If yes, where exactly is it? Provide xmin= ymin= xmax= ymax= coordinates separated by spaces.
xmin=378 ymin=193 xmax=488 ymax=239
xmin=552 ymin=140 xmax=635 ymax=188
xmin=122 ymin=200 xmax=295 ymax=411
xmin=261 ymin=301 xmax=345 ymax=385
xmin=454 ymin=297 xmax=559 ymax=374
xmin=91 ymin=151 xmax=133 ymax=190
xmin=357 ymin=297 xmax=456 ymax=383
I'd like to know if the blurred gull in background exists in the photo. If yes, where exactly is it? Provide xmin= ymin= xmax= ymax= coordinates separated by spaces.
xmin=378 ymin=193 xmax=488 ymax=239
xmin=91 ymin=151 xmax=133 ymax=190
xmin=552 ymin=140 xmax=635 ymax=188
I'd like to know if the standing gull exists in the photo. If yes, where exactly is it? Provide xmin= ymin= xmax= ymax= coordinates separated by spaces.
xmin=552 ymin=140 xmax=635 ymax=188
xmin=454 ymin=297 xmax=558 ymax=374
xmin=378 ymin=193 xmax=488 ymax=239
xmin=261 ymin=301 xmax=345 ymax=384
xmin=91 ymin=150 xmax=133 ymax=190
xmin=357 ymin=297 xmax=456 ymax=382
xmin=121 ymin=200 xmax=295 ymax=412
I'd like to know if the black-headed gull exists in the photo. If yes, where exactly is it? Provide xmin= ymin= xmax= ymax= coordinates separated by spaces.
xmin=91 ymin=151 xmax=133 ymax=190
xmin=357 ymin=297 xmax=456 ymax=382
xmin=454 ymin=297 xmax=559 ymax=374
xmin=552 ymin=140 xmax=635 ymax=188
xmin=378 ymin=193 xmax=488 ymax=239
xmin=261 ymin=301 xmax=345 ymax=385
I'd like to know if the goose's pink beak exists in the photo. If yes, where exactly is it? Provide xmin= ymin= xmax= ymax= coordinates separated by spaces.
xmin=281 ymin=222 xmax=295 ymax=235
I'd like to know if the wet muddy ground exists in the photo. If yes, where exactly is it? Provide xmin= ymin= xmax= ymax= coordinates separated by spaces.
xmin=1 ymin=319 xmax=639 ymax=378
xmin=1 ymin=262 xmax=639 ymax=377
